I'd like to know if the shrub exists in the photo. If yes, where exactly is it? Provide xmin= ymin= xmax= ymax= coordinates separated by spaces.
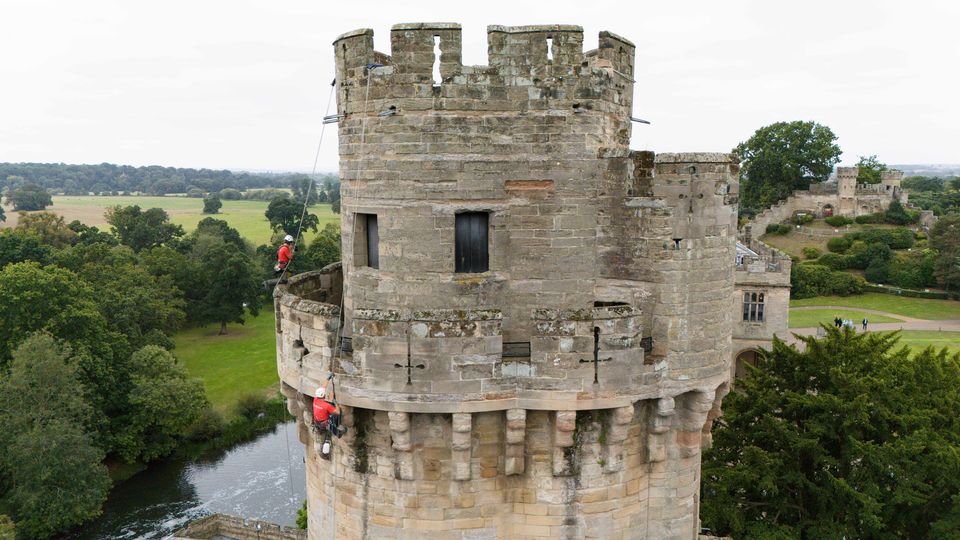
xmin=847 ymin=242 xmax=892 ymax=270
xmin=778 ymin=224 xmax=793 ymax=234
xmin=766 ymin=223 xmax=782 ymax=234
xmin=855 ymin=214 xmax=880 ymax=224
xmin=827 ymin=236 xmax=851 ymax=253
xmin=824 ymin=215 xmax=853 ymax=227
xmin=818 ymin=253 xmax=848 ymax=270
xmin=218 ymin=188 xmax=243 ymax=200
xmin=794 ymin=213 xmax=814 ymax=225
xmin=186 ymin=407 xmax=225 ymax=441
xmin=864 ymin=260 xmax=891 ymax=284
xmin=827 ymin=271 xmax=866 ymax=296
xmin=791 ymin=264 xmax=865 ymax=298
xmin=888 ymin=228 xmax=915 ymax=250
xmin=235 ymin=392 xmax=270 ymax=420
xmin=802 ymin=247 xmax=822 ymax=260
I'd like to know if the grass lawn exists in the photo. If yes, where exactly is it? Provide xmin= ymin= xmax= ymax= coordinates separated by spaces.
xmin=791 ymin=293 xmax=960 ymax=320
xmin=173 ymin=311 xmax=278 ymax=414
xmin=0 ymin=195 xmax=339 ymax=246
xmin=789 ymin=309 xmax=902 ymax=328
xmin=878 ymin=330 xmax=960 ymax=355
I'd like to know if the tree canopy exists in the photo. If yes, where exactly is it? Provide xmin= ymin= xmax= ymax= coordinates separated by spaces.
xmin=929 ymin=213 xmax=960 ymax=291
xmin=735 ymin=121 xmax=842 ymax=213
xmin=202 ymin=194 xmax=222 ymax=214
xmin=855 ymin=155 xmax=888 ymax=184
xmin=265 ymin=196 xmax=319 ymax=237
xmin=5 ymin=183 xmax=52 ymax=211
xmin=105 ymin=205 xmax=184 ymax=252
xmin=14 ymin=211 xmax=77 ymax=248
xmin=0 ymin=334 xmax=110 ymax=539
xmin=702 ymin=328 xmax=960 ymax=538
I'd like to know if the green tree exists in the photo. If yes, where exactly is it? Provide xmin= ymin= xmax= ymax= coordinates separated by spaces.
xmin=0 ymin=334 xmax=110 ymax=539
xmin=902 ymin=176 xmax=945 ymax=192
xmin=855 ymin=154 xmax=888 ymax=184
xmin=735 ymin=121 xmax=842 ymax=212
xmin=197 ymin=243 xmax=262 ymax=334
xmin=202 ymin=194 xmax=222 ymax=214
xmin=291 ymin=176 xmax=319 ymax=206
xmin=0 ymin=230 xmax=51 ymax=268
xmin=115 ymin=346 xmax=207 ymax=462
xmin=930 ymin=213 xmax=960 ymax=291
xmin=54 ymin=243 xmax=186 ymax=349
xmin=701 ymin=329 xmax=960 ymax=538
xmin=105 ymin=205 xmax=184 ymax=252
xmin=304 ymin=223 xmax=342 ymax=270
xmin=14 ymin=211 xmax=77 ymax=248
xmin=884 ymin=200 xmax=914 ymax=225
xmin=67 ymin=220 xmax=119 ymax=246
xmin=4 ymin=183 xmax=52 ymax=211
xmin=265 ymin=197 xmax=319 ymax=237
xmin=0 ymin=205 xmax=5 ymax=222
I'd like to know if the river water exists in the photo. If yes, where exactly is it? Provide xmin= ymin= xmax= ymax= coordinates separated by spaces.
xmin=68 ymin=421 xmax=306 ymax=539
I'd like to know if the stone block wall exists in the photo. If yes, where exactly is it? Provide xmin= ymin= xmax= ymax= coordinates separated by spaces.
xmin=280 ymin=384 xmax=728 ymax=540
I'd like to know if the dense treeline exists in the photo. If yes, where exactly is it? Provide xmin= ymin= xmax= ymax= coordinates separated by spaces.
xmin=0 ymin=162 xmax=337 ymax=197
xmin=902 ymin=175 xmax=960 ymax=216
xmin=0 ymin=199 xmax=340 ymax=538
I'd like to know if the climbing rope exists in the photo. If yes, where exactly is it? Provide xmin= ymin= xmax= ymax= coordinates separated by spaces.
xmin=271 ymin=64 xmax=377 ymax=535
xmin=275 ymin=80 xmax=338 ymax=505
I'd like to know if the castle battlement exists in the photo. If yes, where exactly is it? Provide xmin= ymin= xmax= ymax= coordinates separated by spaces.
xmin=332 ymin=24 xmax=635 ymax=131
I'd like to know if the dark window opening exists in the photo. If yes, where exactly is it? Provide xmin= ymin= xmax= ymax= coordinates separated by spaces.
xmin=503 ymin=342 xmax=531 ymax=358
xmin=356 ymin=213 xmax=379 ymax=269
xmin=742 ymin=291 xmax=765 ymax=322
xmin=594 ymin=301 xmax=629 ymax=307
xmin=455 ymin=212 xmax=489 ymax=273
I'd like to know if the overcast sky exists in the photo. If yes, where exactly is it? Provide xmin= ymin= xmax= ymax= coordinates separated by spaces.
xmin=2 ymin=0 xmax=958 ymax=173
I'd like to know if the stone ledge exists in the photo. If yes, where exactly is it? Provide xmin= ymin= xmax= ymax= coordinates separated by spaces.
xmin=654 ymin=152 xmax=735 ymax=164
xmin=334 ymin=28 xmax=373 ymax=42
xmin=487 ymin=24 xmax=583 ymax=34
xmin=392 ymin=22 xmax=462 ymax=31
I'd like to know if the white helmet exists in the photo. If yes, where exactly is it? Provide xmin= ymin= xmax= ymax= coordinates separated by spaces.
xmin=284 ymin=235 xmax=294 ymax=243
xmin=315 ymin=386 xmax=326 ymax=399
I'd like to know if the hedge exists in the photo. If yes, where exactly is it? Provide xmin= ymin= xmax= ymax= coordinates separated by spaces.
xmin=825 ymin=215 xmax=853 ymax=227
xmin=827 ymin=236 xmax=851 ymax=253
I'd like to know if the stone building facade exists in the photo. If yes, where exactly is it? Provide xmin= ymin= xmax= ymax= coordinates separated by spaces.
xmin=746 ymin=167 xmax=907 ymax=237
xmin=276 ymin=23 xmax=741 ymax=539
xmin=732 ymin=240 xmax=791 ymax=377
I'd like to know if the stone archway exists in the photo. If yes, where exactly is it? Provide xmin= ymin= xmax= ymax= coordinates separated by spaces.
xmin=822 ymin=203 xmax=834 ymax=217
xmin=734 ymin=349 xmax=762 ymax=379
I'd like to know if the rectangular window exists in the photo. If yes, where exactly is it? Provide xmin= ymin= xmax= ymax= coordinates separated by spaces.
xmin=742 ymin=291 xmax=765 ymax=322
xmin=455 ymin=212 xmax=489 ymax=273
xmin=355 ymin=213 xmax=379 ymax=269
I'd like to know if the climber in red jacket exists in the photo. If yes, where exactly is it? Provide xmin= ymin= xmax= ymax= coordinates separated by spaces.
xmin=274 ymin=235 xmax=294 ymax=276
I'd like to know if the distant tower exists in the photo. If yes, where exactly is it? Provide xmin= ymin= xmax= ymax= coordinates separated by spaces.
xmin=881 ymin=170 xmax=904 ymax=202
xmin=837 ymin=166 xmax=859 ymax=215
xmin=276 ymin=23 xmax=738 ymax=539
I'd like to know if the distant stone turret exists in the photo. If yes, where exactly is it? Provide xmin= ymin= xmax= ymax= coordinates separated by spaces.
xmin=276 ymin=23 xmax=738 ymax=539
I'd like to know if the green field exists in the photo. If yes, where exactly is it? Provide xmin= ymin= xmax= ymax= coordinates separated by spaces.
xmin=790 ymin=293 xmax=960 ymax=320
xmin=1 ymin=195 xmax=339 ymax=246
xmin=789 ymin=309 xmax=902 ymax=328
xmin=173 ymin=311 xmax=278 ymax=413
xmin=881 ymin=330 xmax=960 ymax=355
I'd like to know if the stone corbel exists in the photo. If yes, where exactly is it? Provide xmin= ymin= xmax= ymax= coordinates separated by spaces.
xmin=603 ymin=404 xmax=634 ymax=473
xmin=647 ymin=396 xmax=675 ymax=463
xmin=389 ymin=411 xmax=414 ymax=480
xmin=676 ymin=388 xmax=717 ymax=458
xmin=701 ymin=383 xmax=729 ymax=452
xmin=552 ymin=410 xmax=577 ymax=476
xmin=505 ymin=409 xmax=526 ymax=476
xmin=451 ymin=413 xmax=472 ymax=481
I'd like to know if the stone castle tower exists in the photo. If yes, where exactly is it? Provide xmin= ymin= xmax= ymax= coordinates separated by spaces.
xmin=275 ymin=23 xmax=739 ymax=539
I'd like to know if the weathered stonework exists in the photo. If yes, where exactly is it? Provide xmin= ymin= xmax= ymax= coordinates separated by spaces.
xmin=276 ymin=23 xmax=741 ymax=539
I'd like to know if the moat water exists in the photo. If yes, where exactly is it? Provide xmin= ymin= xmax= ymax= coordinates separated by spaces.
xmin=68 ymin=421 xmax=306 ymax=539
